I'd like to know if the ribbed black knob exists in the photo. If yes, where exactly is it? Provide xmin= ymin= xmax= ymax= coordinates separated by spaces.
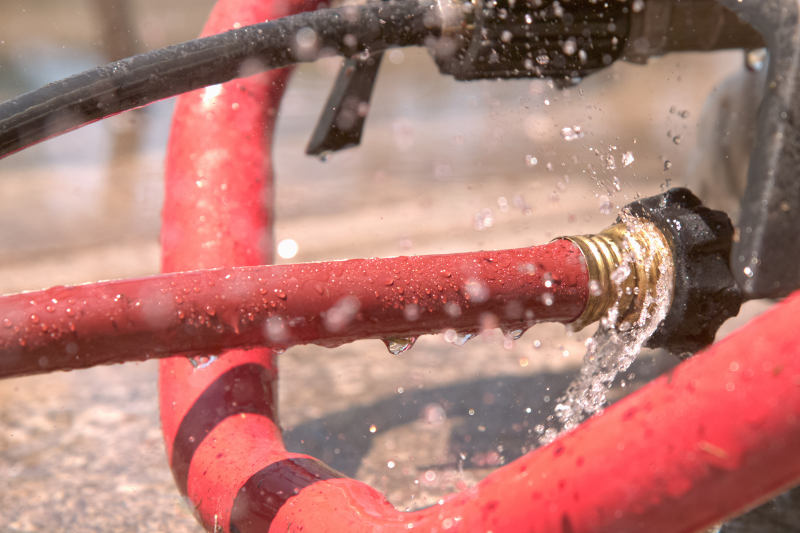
xmin=623 ymin=188 xmax=742 ymax=357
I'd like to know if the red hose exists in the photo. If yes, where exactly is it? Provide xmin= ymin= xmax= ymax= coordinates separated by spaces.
xmin=0 ymin=242 xmax=587 ymax=379
xmin=159 ymin=1 xmax=800 ymax=532
xmin=159 ymin=1 xmax=311 ymax=531
xmin=260 ymin=291 xmax=800 ymax=533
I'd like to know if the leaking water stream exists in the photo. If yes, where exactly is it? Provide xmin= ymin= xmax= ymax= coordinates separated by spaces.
xmin=539 ymin=213 xmax=674 ymax=445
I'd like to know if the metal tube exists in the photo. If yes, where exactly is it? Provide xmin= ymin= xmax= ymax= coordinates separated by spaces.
xmin=0 ymin=241 xmax=589 ymax=379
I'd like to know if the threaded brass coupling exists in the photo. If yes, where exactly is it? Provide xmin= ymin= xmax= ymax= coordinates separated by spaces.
xmin=561 ymin=219 xmax=673 ymax=331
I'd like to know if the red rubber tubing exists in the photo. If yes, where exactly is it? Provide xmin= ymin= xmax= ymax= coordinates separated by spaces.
xmin=267 ymin=291 xmax=800 ymax=533
xmin=157 ymin=1 xmax=800 ymax=532
xmin=0 ymin=241 xmax=587 ymax=379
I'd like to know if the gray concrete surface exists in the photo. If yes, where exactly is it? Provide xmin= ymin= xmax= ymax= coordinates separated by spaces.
xmin=0 ymin=2 xmax=778 ymax=530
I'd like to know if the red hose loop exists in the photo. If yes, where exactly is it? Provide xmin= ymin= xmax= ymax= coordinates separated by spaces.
xmin=160 ymin=0 xmax=317 ymax=531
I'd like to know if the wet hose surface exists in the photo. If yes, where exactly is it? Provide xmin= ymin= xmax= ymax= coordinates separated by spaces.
xmin=0 ymin=1 xmax=437 ymax=159
xmin=0 ymin=242 xmax=589 ymax=379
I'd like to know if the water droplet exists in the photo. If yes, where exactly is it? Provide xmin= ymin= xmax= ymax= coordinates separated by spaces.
xmin=621 ymin=151 xmax=634 ymax=166
xmin=746 ymin=48 xmax=767 ymax=72
xmin=370 ymin=424 xmax=377 ymax=433
xmin=45 ymin=305 xmax=55 ymax=313
xmin=3 ymin=318 xmax=11 ymax=328
xmin=743 ymin=266 xmax=754 ymax=277
xmin=588 ymin=280 xmax=602 ymax=296
xmin=277 ymin=238 xmax=299 ymax=259
xmin=189 ymin=355 xmax=219 ymax=369
xmin=673 ymin=135 xmax=682 ymax=145
xmin=598 ymin=195 xmax=612 ymax=215
xmin=30 ymin=314 xmax=39 ymax=324
xmin=505 ymin=328 xmax=525 ymax=340
xmin=199 ymin=355 xmax=218 ymax=369
xmin=664 ymin=160 xmax=673 ymax=170
xmin=404 ymin=304 xmax=420 ymax=321
xmin=525 ymin=155 xmax=538 ymax=167
xmin=205 ymin=306 xmax=216 ymax=317
xmin=277 ymin=291 xmax=287 ymax=299
xmin=561 ymin=126 xmax=584 ymax=141
xmin=500 ymin=30 xmax=513 ymax=43
xmin=383 ymin=336 xmax=417 ymax=355
xmin=524 ymin=13 xmax=532 ymax=23
xmin=562 ymin=38 xmax=577 ymax=56
xmin=446 ymin=330 xmax=475 ymax=346
xmin=175 ymin=295 xmax=184 ymax=304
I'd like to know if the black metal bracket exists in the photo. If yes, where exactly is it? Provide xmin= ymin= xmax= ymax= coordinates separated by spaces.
xmin=305 ymin=53 xmax=384 ymax=156
xmin=713 ymin=0 xmax=800 ymax=299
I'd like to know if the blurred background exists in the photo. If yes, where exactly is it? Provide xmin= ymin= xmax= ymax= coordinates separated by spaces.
xmin=0 ymin=0 xmax=773 ymax=531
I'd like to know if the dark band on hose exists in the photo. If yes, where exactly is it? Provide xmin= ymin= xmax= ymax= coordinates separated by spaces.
xmin=171 ymin=362 xmax=277 ymax=495
xmin=0 ymin=1 xmax=438 ymax=159
xmin=229 ymin=457 xmax=346 ymax=533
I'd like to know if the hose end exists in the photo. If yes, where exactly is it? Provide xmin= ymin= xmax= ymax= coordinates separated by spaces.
xmin=628 ymin=188 xmax=742 ymax=357
xmin=563 ymin=219 xmax=672 ymax=332
xmin=560 ymin=188 xmax=741 ymax=357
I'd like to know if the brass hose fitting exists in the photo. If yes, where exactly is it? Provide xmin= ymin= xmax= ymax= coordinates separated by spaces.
xmin=557 ymin=189 xmax=741 ymax=355
xmin=561 ymin=219 xmax=673 ymax=332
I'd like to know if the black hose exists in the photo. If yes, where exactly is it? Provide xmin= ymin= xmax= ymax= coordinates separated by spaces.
xmin=0 ymin=1 xmax=439 ymax=159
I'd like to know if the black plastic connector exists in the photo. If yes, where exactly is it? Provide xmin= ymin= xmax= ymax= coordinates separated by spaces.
xmin=623 ymin=188 xmax=742 ymax=357
xmin=434 ymin=0 xmax=631 ymax=82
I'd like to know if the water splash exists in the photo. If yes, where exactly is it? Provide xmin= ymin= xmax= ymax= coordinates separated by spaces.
xmin=539 ymin=213 xmax=673 ymax=445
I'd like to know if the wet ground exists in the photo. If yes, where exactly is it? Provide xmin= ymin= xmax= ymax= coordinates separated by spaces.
xmin=0 ymin=2 xmax=778 ymax=531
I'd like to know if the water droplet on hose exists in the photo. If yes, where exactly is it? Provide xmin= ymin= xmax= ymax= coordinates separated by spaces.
xmin=503 ymin=328 xmax=525 ymax=340
xmin=189 ymin=355 xmax=219 ymax=369
xmin=383 ymin=336 xmax=417 ymax=355
xmin=588 ymin=280 xmax=602 ymax=297
xmin=453 ymin=332 xmax=475 ymax=346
